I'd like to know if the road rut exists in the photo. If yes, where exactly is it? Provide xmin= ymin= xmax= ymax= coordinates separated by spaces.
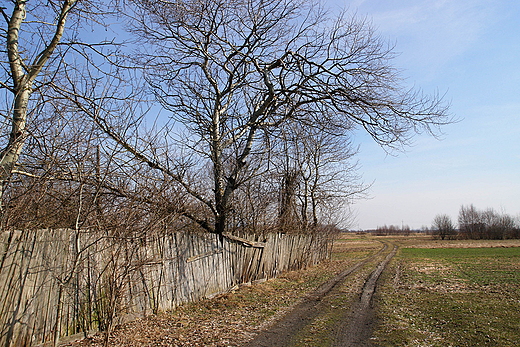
xmin=243 ymin=241 xmax=397 ymax=347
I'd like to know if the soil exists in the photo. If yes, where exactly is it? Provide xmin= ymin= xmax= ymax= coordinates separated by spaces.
xmin=244 ymin=243 xmax=397 ymax=347
xmin=335 ymin=246 xmax=397 ymax=347
xmin=63 ymin=238 xmax=397 ymax=347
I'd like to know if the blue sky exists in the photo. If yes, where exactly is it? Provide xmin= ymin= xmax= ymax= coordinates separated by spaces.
xmin=324 ymin=0 xmax=520 ymax=229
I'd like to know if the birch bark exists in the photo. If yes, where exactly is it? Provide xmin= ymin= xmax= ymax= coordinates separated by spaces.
xmin=0 ymin=0 xmax=76 ymax=211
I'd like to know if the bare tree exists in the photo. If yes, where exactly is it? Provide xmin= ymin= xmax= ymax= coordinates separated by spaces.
xmin=458 ymin=205 xmax=519 ymax=240
xmin=0 ymin=0 xmax=78 ymax=211
xmin=297 ymin=129 xmax=367 ymax=228
xmin=432 ymin=214 xmax=456 ymax=240
xmin=0 ymin=0 xmax=128 ymax=221
xmin=458 ymin=204 xmax=485 ymax=239
xmin=272 ymin=121 xmax=368 ymax=230
xmin=88 ymin=0 xmax=451 ymax=237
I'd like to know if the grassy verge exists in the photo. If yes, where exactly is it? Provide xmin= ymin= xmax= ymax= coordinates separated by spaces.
xmin=374 ymin=244 xmax=520 ymax=347
xmin=67 ymin=234 xmax=382 ymax=346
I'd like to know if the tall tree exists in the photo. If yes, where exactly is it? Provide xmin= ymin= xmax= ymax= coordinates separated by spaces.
xmin=0 ymin=0 xmax=77 ymax=211
xmin=97 ymin=0 xmax=450 ymax=237
xmin=0 ymin=0 xmax=124 ymax=218
xmin=273 ymin=122 xmax=367 ymax=229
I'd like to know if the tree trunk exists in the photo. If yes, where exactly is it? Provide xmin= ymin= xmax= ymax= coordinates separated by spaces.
xmin=0 ymin=0 xmax=76 ymax=214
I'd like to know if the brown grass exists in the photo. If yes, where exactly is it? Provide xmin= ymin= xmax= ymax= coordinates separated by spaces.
xmin=64 ymin=235 xmax=380 ymax=347
xmin=64 ymin=234 xmax=520 ymax=347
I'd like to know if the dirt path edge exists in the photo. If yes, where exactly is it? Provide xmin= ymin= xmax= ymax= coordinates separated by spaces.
xmin=336 ymin=245 xmax=398 ymax=347
xmin=243 ymin=243 xmax=390 ymax=347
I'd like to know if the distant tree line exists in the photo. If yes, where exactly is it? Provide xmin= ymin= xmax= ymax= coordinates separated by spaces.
xmin=373 ymin=224 xmax=412 ymax=236
xmin=432 ymin=204 xmax=520 ymax=240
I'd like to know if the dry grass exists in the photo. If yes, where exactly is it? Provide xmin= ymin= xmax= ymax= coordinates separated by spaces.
xmin=64 ymin=234 xmax=520 ymax=347
xmin=64 ymin=234 xmax=381 ymax=347
xmin=392 ymin=235 xmax=520 ymax=249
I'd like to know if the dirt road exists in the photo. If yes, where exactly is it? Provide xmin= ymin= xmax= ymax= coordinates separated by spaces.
xmin=64 ymin=237 xmax=396 ymax=347
xmin=243 ymin=241 xmax=397 ymax=347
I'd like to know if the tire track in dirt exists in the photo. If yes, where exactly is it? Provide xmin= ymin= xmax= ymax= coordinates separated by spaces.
xmin=242 ymin=241 xmax=395 ymax=347
xmin=335 ymin=244 xmax=397 ymax=347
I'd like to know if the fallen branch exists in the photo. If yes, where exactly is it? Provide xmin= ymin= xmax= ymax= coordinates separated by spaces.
xmin=222 ymin=233 xmax=266 ymax=248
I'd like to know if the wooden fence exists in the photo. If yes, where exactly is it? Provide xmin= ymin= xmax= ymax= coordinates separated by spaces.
xmin=0 ymin=229 xmax=331 ymax=346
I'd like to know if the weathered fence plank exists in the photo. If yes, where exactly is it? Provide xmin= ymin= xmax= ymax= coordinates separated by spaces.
xmin=0 ymin=229 xmax=331 ymax=346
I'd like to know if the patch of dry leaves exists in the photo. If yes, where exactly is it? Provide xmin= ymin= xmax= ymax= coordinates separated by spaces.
xmin=63 ymin=257 xmax=355 ymax=347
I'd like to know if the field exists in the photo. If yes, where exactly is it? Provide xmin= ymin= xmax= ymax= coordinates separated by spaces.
xmin=374 ymin=238 xmax=520 ymax=347
xmin=65 ymin=234 xmax=520 ymax=346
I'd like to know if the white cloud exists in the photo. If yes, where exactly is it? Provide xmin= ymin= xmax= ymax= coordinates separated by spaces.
xmin=348 ymin=0 xmax=499 ymax=78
